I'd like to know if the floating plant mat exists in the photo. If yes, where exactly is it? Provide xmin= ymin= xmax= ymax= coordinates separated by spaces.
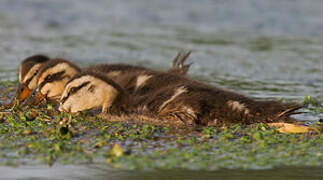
xmin=0 ymin=81 xmax=322 ymax=170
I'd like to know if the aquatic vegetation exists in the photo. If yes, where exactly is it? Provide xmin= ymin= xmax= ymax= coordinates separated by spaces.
xmin=0 ymin=81 xmax=322 ymax=170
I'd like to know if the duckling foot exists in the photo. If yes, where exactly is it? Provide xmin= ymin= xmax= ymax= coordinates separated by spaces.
xmin=267 ymin=122 xmax=319 ymax=134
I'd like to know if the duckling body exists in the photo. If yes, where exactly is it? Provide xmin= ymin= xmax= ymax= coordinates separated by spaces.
xmin=85 ymin=63 xmax=152 ymax=90
xmin=85 ymin=51 xmax=192 ymax=94
xmin=59 ymin=72 xmax=302 ymax=127
xmin=86 ymin=65 xmax=180 ymax=96
xmin=133 ymin=82 xmax=302 ymax=126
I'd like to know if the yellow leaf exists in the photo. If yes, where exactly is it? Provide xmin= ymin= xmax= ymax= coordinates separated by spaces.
xmin=108 ymin=143 xmax=123 ymax=157
xmin=105 ymin=158 xmax=112 ymax=164
xmin=267 ymin=123 xmax=318 ymax=134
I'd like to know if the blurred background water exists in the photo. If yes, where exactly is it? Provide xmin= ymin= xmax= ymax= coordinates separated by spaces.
xmin=2 ymin=165 xmax=323 ymax=180
xmin=0 ymin=0 xmax=323 ymax=179
xmin=1 ymin=0 xmax=323 ymax=101
xmin=0 ymin=0 xmax=323 ymax=100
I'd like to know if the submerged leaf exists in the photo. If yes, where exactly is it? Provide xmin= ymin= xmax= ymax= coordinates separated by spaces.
xmin=108 ymin=143 xmax=124 ymax=157
xmin=268 ymin=123 xmax=319 ymax=134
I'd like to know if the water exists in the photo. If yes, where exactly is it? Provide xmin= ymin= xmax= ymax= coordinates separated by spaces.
xmin=1 ymin=165 xmax=323 ymax=180
xmin=0 ymin=0 xmax=323 ymax=179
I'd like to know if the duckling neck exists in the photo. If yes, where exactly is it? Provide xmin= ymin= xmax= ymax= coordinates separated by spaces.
xmin=102 ymin=89 xmax=131 ymax=115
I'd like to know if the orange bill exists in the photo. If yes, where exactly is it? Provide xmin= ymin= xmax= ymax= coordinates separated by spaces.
xmin=12 ymin=83 xmax=32 ymax=101
xmin=23 ymin=88 xmax=46 ymax=106
xmin=3 ymin=83 xmax=30 ymax=108
xmin=19 ymin=86 xmax=32 ymax=101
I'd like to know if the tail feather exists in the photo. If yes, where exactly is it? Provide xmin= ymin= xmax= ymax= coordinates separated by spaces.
xmin=168 ymin=51 xmax=192 ymax=75
xmin=246 ymin=101 xmax=304 ymax=124
xmin=276 ymin=104 xmax=303 ymax=118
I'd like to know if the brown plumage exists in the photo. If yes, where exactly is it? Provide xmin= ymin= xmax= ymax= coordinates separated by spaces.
xmin=36 ymin=58 xmax=82 ymax=79
xmin=133 ymin=81 xmax=303 ymax=126
xmin=85 ymin=63 xmax=151 ymax=89
xmin=129 ymin=71 xmax=191 ymax=96
xmin=59 ymin=72 xmax=303 ymax=127
xmin=85 ymin=65 xmax=193 ymax=97
xmin=19 ymin=54 xmax=50 ymax=83
xmin=85 ymin=51 xmax=192 ymax=94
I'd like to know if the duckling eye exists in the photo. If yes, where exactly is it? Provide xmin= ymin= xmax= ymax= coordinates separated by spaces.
xmin=88 ymin=85 xmax=95 ymax=93
xmin=33 ymin=70 xmax=38 ymax=76
xmin=68 ymin=81 xmax=90 ymax=95
xmin=70 ymin=87 xmax=77 ymax=93
xmin=45 ymin=75 xmax=53 ymax=82
xmin=44 ymin=71 xmax=65 ymax=83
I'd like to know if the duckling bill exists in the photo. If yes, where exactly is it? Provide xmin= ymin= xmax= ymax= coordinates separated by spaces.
xmin=59 ymin=72 xmax=302 ymax=127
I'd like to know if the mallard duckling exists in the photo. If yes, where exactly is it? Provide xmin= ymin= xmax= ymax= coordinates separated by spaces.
xmin=23 ymin=51 xmax=192 ymax=106
xmin=24 ymin=58 xmax=81 ymax=105
xmin=13 ymin=54 xmax=50 ymax=103
xmin=58 ymin=72 xmax=302 ymax=127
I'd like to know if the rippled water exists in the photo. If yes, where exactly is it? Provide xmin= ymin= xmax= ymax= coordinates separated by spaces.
xmin=0 ymin=0 xmax=323 ymax=179
xmin=2 ymin=165 xmax=323 ymax=180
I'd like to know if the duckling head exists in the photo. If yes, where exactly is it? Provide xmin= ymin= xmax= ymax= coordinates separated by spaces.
xmin=15 ymin=54 xmax=50 ymax=102
xmin=24 ymin=58 xmax=81 ymax=106
xmin=59 ymin=72 xmax=125 ymax=114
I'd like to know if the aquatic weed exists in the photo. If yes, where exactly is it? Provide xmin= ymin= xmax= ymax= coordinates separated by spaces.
xmin=0 ymin=81 xmax=322 ymax=169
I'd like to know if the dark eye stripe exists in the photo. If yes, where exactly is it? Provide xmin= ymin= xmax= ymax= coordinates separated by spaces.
xmin=61 ymin=81 xmax=90 ymax=105
xmin=39 ymin=70 xmax=66 ymax=90
xmin=24 ymin=70 xmax=39 ymax=87
xmin=45 ymin=70 xmax=66 ymax=82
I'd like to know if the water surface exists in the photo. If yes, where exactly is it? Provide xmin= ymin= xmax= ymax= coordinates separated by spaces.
xmin=2 ymin=165 xmax=323 ymax=180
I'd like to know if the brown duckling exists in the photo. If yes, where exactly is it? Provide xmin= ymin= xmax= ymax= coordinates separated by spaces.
xmin=24 ymin=52 xmax=192 ymax=106
xmin=58 ymin=72 xmax=302 ymax=127
xmin=13 ymin=54 xmax=50 ymax=103
xmin=24 ymin=58 xmax=81 ymax=105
